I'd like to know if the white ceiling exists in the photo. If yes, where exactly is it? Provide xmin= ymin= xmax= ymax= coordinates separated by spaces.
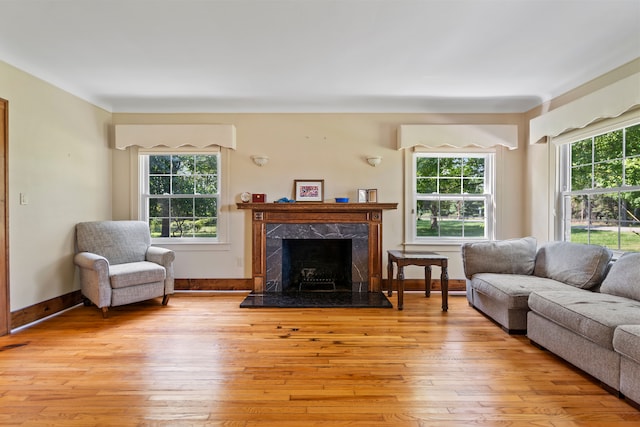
xmin=1 ymin=0 xmax=639 ymax=113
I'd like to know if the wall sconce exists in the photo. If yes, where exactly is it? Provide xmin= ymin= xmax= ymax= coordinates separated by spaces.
xmin=251 ymin=155 xmax=269 ymax=167
xmin=366 ymin=156 xmax=382 ymax=167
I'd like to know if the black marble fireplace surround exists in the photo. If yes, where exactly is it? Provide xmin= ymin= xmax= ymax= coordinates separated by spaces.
xmin=265 ymin=223 xmax=369 ymax=293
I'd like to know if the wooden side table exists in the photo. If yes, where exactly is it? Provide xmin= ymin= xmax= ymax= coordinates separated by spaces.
xmin=387 ymin=250 xmax=449 ymax=311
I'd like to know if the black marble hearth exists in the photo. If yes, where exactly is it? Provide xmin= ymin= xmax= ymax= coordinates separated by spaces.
xmin=239 ymin=291 xmax=393 ymax=308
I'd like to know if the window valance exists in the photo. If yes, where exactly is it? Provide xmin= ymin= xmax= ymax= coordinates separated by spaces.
xmin=397 ymin=124 xmax=518 ymax=150
xmin=114 ymin=124 xmax=236 ymax=150
xmin=529 ymin=72 xmax=640 ymax=145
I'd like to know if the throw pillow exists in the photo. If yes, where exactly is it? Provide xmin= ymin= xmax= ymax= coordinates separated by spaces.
xmin=533 ymin=241 xmax=612 ymax=289
xmin=461 ymin=236 xmax=537 ymax=279
xmin=601 ymin=252 xmax=640 ymax=301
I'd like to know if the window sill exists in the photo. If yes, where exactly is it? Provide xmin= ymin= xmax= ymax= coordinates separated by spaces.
xmin=404 ymin=241 xmax=468 ymax=248
xmin=151 ymin=241 xmax=231 ymax=252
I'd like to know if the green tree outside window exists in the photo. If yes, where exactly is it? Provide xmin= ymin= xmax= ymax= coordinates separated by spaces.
xmin=145 ymin=153 xmax=219 ymax=239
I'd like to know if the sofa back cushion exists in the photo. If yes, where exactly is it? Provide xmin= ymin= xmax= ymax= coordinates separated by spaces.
xmin=601 ymin=252 xmax=640 ymax=301
xmin=461 ymin=237 xmax=537 ymax=279
xmin=533 ymin=241 xmax=612 ymax=289
xmin=76 ymin=220 xmax=151 ymax=265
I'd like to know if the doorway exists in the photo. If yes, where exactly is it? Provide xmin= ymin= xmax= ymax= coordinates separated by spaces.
xmin=0 ymin=98 xmax=8 ymax=335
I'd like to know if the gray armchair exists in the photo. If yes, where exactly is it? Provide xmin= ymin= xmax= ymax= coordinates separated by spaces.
xmin=74 ymin=220 xmax=175 ymax=317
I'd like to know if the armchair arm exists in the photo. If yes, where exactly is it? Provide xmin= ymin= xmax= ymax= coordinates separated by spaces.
xmin=74 ymin=251 xmax=109 ymax=270
xmin=73 ymin=252 xmax=111 ymax=308
xmin=146 ymin=246 xmax=175 ymax=267
xmin=146 ymin=246 xmax=176 ymax=294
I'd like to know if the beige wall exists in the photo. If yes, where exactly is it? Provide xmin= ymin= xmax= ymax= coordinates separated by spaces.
xmin=112 ymin=113 xmax=526 ymax=281
xmin=0 ymin=61 xmax=112 ymax=311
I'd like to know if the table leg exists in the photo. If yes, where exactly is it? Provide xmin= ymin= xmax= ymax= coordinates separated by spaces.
xmin=441 ymin=262 xmax=449 ymax=312
xmin=424 ymin=265 xmax=432 ymax=298
xmin=397 ymin=265 xmax=404 ymax=310
xmin=387 ymin=257 xmax=394 ymax=297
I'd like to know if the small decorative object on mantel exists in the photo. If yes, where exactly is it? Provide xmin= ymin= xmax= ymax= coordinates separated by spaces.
xmin=357 ymin=189 xmax=379 ymax=202
xmin=252 ymin=193 xmax=266 ymax=203
xmin=240 ymin=192 xmax=251 ymax=203
xmin=294 ymin=179 xmax=324 ymax=202
xmin=275 ymin=197 xmax=295 ymax=203
xmin=335 ymin=197 xmax=349 ymax=203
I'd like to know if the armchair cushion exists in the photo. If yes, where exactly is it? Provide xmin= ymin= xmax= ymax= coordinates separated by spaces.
xmin=109 ymin=261 xmax=166 ymax=289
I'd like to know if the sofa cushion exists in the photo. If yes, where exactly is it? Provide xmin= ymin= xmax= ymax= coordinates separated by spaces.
xmin=462 ymin=237 xmax=537 ymax=279
xmin=471 ymin=273 xmax=570 ymax=310
xmin=109 ymin=261 xmax=166 ymax=289
xmin=533 ymin=241 xmax=612 ymax=289
xmin=613 ymin=325 xmax=640 ymax=365
xmin=601 ymin=252 xmax=640 ymax=301
xmin=528 ymin=290 xmax=640 ymax=349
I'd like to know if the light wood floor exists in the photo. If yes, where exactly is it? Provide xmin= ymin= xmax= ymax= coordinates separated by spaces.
xmin=0 ymin=292 xmax=638 ymax=426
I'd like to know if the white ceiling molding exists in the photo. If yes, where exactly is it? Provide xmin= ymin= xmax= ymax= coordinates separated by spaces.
xmin=529 ymin=72 xmax=640 ymax=145
xmin=114 ymin=124 xmax=236 ymax=150
xmin=397 ymin=124 xmax=519 ymax=151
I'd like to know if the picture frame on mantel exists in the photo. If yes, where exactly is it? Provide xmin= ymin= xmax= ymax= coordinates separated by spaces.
xmin=294 ymin=179 xmax=324 ymax=202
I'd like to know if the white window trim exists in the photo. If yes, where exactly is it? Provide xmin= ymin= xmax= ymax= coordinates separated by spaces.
xmin=404 ymin=148 xmax=496 ymax=246
xmin=130 ymin=146 xmax=230 ymax=247
xmin=556 ymin=116 xmax=640 ymax=254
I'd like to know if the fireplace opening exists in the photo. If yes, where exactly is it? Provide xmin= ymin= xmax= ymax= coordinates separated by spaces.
xmin=282 ymin=239 xmax=352 ymax=292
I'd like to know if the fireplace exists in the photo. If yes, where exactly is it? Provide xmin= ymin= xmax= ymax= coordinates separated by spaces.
xmin=283 ymin=239 xmax=352 ymax=292
xmin=237 ymin=202 xmax=398 ymax=293
xmin=265 ymin=223 xmax=369 ymax=292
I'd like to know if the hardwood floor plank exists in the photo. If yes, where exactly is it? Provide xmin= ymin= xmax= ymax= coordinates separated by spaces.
xmin=0 ymin=292 xmax=637 ymax=426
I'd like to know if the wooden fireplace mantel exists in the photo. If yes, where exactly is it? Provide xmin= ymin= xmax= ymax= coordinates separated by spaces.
xmin=236 ymin=202 xmax=399 ymax=212
xmin=237 ymin=202 xmax=398 ymax=293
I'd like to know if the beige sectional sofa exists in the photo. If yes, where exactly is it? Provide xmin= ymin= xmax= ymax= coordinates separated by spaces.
xmin=462 ymin=237 xmax=640 ymax=405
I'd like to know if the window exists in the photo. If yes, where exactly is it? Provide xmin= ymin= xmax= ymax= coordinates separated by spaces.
xmin=560 ymin=122 xmax=640 ymax=251
xmin=139 ymin=152 xmax=220 ymax=241
xmin=411 ymin=152 xmax=494 ymax=242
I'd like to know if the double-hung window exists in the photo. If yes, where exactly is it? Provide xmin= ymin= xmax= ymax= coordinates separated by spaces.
xmin=559 ymin=121 xmax=640 ymax=251
xmin=410 ymin=152 xmax=495 ymax=243
xmin=139 ymin=151 xmax=221 ymax=242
